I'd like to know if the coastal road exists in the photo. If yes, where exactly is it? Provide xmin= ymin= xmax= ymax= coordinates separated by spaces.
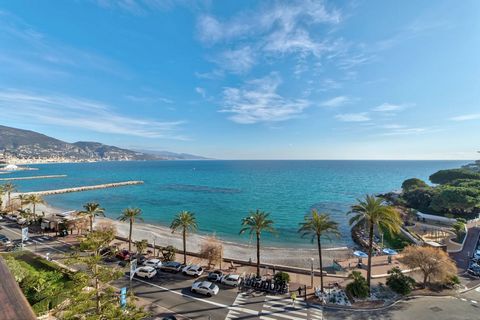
xmin=0 ymin=220 xmax=321 ymax=320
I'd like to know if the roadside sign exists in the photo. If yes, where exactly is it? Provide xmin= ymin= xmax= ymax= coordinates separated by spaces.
xmin=21 ymin=227 xmax=29 ymax=242
xmin=120 ymin=287 xmax=127 ymax=308
xmin=130 ymin=258 xmax=137 ymax=281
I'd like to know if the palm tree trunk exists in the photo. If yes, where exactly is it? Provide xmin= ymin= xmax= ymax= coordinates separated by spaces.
xmin=33 ymin=203 xmax=36 ymax=222
xmin=367 ymin=222 xmax=374 ymax=290
xmin=183 ymin=228 xmax=187 ymax=265
xmin=95 ymin=264 xmax=100 ymax=314
xmin=256 ymin=232 xmax=260 ymax=277
xmin=90 ymin=216 xmax=93 ymax=232
xmin=128 ymin=219 xmax=133 ymax=252
xmin=7 ymin=192 xmax=11 ymax=211
xmin=317 ymin=234 xmax=324 ymax=292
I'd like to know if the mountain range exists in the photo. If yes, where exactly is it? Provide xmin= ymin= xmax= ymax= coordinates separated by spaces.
xmin=0 ymin=125 xmax=207 ymax=162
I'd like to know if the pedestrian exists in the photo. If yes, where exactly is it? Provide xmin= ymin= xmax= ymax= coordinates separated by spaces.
xmin=298 ymin=286 xmax=302 ymax=296
xmin=291 ymin=292 xmax=297 ymax=307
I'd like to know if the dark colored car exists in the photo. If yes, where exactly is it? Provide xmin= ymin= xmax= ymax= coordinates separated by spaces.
xmin=207 ymin=270 xmax=223 ymax=282
xmin=160 ymin=261 xmax=183 ymax=273
xmin=116 ymin=249 xmax=131 ymax=261
xmin=130 ymin=254 xmax=146 ymax=265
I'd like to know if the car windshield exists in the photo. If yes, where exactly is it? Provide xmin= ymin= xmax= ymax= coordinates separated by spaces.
xmin=209 ymin=283 xmax=216 ymax=290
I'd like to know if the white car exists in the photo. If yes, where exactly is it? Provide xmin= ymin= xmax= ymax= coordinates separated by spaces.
xmin=144 ymin=258 xmax=162 ymax=268
xmin=191 ymin=281 xmax=219 ymax=297
xmin=135 ymin=266 xmax=157 ymax=279
xmin=182 ymin=264 xmax=204 ymax=277
xmin=474 ymin=250 xmax=480 ymax=259
xmin=220 ymin=274 xmax=241 ymax=287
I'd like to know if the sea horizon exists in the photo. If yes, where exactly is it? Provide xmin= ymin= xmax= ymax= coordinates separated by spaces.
xmin=6 ymin=159 xmax=470 ymax=248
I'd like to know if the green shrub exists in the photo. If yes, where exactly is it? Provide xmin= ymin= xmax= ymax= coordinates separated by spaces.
xmin=402 ymin=178 xmax=428 ymax=192
xmin=429 ymin=169 xmax=480 ymax=185
xmin=161 ymin=245 xmax=176 ymax=261
xmin=386 ymin=267 xmax=415 ymax=295
xmin=274 ymin=271 xmax=290 ymax=283
xmin=346 ymin=271 xmax=369 ymax=299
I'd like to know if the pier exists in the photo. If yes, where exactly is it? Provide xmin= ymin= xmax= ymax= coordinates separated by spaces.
xmin=17 ymin=181 xmax=144 ymax=196
xmin=0 ymin=174 xmax=67 ymax=181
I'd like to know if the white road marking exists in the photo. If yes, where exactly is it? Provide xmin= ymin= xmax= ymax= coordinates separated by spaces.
xmin=134 ymin=278 xmax=257 ymax=316
xmin=471 ymin=300 xmax=478 ymax=304
xmin=461 ymin=298 xmax=467 ymax=301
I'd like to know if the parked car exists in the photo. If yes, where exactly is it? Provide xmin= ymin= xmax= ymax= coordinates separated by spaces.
xmin=160 ymin=261 xmax=183 ymax=273
xmin=182 ymin=264 xmax=204 ymax=277
xmin=135 ymin=266 xmax=157 ymax=279
xmin=191 ymin=281 xmax=219 ymax=297
xmin=144 ymin=258 xmax=162 ymax=269
xmin=131 ymin=254 xmax=147 ymax=265
xmin=0 ymin=234 xmax=12 ymax=246
xmin=207 ymin=270 xmax=223 ymax=282
xmin=221 ymin=274 xmax=241 ymax=287
xmin=474 ymin=250 xmax=480 ymax=259
xmin=116 ymin=249 xmax=131 ymax=261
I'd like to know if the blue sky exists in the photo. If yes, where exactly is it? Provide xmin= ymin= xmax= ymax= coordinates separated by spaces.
xmin=0 ymin=0 xmax=479 ymax=160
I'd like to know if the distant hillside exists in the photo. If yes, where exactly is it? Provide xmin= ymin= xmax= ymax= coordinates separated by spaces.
xmin=134 ymin=149 xmax=210 ymax=160
xmin=0 ymin=125 xmax=205 ymax=162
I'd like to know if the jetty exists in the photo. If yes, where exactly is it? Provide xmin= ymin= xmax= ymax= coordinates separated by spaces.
xmin=18 ymin=181 xmax=144 ymax=196
xmin=0 ymin=174 xmax=67 ymax=181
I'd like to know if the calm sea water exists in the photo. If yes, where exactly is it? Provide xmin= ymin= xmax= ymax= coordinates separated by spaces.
xmin=7 ymin=160 xmax=468 ymax=247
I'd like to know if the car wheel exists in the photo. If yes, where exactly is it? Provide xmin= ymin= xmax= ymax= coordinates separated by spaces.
xmin=183 ymin=272 xmax=187 ymax=275
xmin=191 ymin=289 xmax=196 ymax=294
xmin=207 ymin=293 xmax=212 ymax=297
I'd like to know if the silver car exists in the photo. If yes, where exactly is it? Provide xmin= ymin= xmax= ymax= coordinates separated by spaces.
xmin=191 ymin=281 xmax=219 ymax=297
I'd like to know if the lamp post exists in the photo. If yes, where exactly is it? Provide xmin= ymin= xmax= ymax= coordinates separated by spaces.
xmin=310 ymin=257 xmax=314 ymax=288
xmin=152 ymin=234 xmax=157 ymax=257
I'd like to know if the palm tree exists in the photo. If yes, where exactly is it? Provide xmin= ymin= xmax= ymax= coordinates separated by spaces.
xmin=17 ymin=194 xmax=27 ymax=211
xmin=80 ymin=202 xmax=105 ymax=232
xmin=239 ymin=210 xmax=276 ymax=277
xmin=118 ymin=207 xmax=143 ymax=252
xmin=347 ymin=195 xmax=402 ymax=290
xmin=2 ymin=182 xmax=16 ymax=211
xmin=24 ymin=194 xmax=45 ymax=221
xmin=298 ymin=210 xmax=340 ymax=292
xmin=170 ymin=211 xmax=198 ymax=265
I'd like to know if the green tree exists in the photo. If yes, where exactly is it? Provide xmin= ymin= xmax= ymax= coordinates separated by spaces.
xmin=348 ymin=195 xmax=402 ymax=290
xmin=80 ymin=202 xmax=105 ymax=232
xmin=118 ymin=208 xmax=143 ymax=252
xmin=429 ymin=186 xmax=480 ymax=214
xmin=452 ymin=218 xmax=466 ymax=241
xmin=239 ymin=210 xmax=276 ymax=277
xmin=23 ymin=194 xmax=45 ymax=221
xmin=298 ymin=210 xmax=340 ymax=292
xmin=429 ymin=168 xmax=480 ymax=185
xmin=401 ymin=178 xmax=428 ymax=192
xmin=346 ymin=271 xmax=369 ymax=299
xmin=161 ymin=245 xmax=176 ymax=262
xmin=386 ymin=267 xmax=415 ymax=295
xmin=135 ymin=239 xmax=148 ymax=255
xmin=170 ymin=211 xmax=198 ymax=265
xmin=2 ymin=182 xmax=16 ymax=211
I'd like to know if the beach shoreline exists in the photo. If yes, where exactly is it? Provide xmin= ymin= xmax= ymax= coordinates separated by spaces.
xmin=8 ymin=194 xmax=350 ymax=268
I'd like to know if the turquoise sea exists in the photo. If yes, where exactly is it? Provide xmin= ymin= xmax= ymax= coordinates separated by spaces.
xmin=6 ymin=160 xmax=468 ymax=247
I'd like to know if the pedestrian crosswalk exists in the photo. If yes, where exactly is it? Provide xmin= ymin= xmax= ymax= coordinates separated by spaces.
xmin=23 ymin=235 xmax=51 ymax=245
xmin=225 ymin=293 xmax=324 ymax=320
xmin=225 ymin=293 xmax=258 ymax=319
xmin=260 ymin=295 xmax=310 ymax=320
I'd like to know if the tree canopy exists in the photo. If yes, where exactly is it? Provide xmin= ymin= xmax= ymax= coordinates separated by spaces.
xmin=401 ymin=178 xmax=428 ymax=192
xmin=429 ymin=168 xmax=480 ymax=185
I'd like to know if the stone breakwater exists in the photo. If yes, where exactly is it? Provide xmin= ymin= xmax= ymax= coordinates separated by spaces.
xmin=17 ymin=180 xmax=144 ymax=196
xmin=0 ymin=174 xmax=67 ymax=181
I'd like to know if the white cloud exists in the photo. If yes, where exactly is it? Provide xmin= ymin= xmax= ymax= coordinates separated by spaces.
xmin=320 ymin=96 xmax=350 ymax=108
xmin=382 ymin=127 xmax=429 ymax=136
xmin=213 ymin=46 xmax=256 ymax=74
xmin=196 ymin=1 xmax=342 ymax=73
xmin=451 ymin=113 xmax=480 ymax=121
xmin=0 ymin=90 xmax=186 ymax=139
xmin=220 ymin=74 xmax=310 ymax=124
xmin=125 ymin=94 xmax=172 ymax=104
xmin=195 ymin=87 xmax=206 ymax=98
xmin=335 ymin=113 xmax=370 ymax=122
xmin=372 ymin=103 xmax=408 ymax=112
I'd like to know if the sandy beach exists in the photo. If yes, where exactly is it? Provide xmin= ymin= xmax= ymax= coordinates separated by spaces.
xmin=6 ymin=193 xmax=350 ymax=268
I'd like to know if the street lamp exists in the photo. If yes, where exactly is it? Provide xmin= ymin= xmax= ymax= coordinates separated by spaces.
xmin=152 ymin=234 xmax=157 ymax=257
xmin=310 ymin=257 xmax=314 ymax=288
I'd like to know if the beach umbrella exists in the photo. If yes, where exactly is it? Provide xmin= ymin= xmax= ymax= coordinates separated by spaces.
xmin=382 ymin=248 xmax=398 ymax=255
xmin=353 ymin=250 xmax=368 ymax=258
